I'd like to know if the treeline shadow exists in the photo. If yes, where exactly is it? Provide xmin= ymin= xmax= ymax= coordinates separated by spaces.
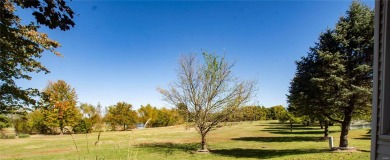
xmin=354 ymin=134 xmax=371 ymax=140
xmin=257 ymin=124 xmax=284 ymax=127
xmin=356 ymin=149 xmax=370 ymax=152
xmin=232 ymin=136 xmax=321 ymax=142
xmin=138 ymin=142 xmax=199 ymax=155
xmin=263 ymin=127 xmax=320 ymax=130
xmin=257 ymin=122 xmax=285 ymax=126
xmin=211 ymin=148 xmax=327 ymax=159
xmin=262 ymin=129 xmax=337 ymax=135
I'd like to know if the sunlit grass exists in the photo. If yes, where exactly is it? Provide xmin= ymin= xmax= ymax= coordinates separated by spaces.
xmin=0 ymin=121 xmax=370 ymax=159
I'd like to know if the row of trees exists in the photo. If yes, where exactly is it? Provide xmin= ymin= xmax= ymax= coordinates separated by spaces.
xmin=287 ymin=1 xmax=374 ymax=148
xmin=1 ymin=80 xmax=186 ymax=135
xmin=225 ymin=105 xmax=292 ymax=122
xmin=1 ymin=78 xmax=290 ymax=136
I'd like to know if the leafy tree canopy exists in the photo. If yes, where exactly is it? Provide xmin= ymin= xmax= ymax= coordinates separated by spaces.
xmin=104 ymin=102 xmax=138 ymax=131
xmin=0 ymin=0 xmax=75 ymax=114
xmin=41 ymin=80 xmax=81 ymax=134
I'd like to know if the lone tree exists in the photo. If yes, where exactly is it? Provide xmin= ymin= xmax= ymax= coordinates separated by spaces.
xmin=288 ymin=1 xmax=373 ymax=148
xmin=41 ymin=80 xmax=81 ymax=135
xmin=104 ymin=102 xmax=138 ymax=131
xmin=158 ymin=52 xmax=255 ymax=151
xmin=0 ymin=0 xmax=75 ymax=114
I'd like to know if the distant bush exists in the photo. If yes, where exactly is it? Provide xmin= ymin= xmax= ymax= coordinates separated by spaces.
xmin=0 ymin=114 xmax=12 ymax=129
xmin=73 ymin=119 xmax=89 ymax=134
xmin=0 ymin=133 xmax=16 ymax=139
xmin=153 ymin=108 xmax=184 ymax=127
xmin=18 ymin=134 xmax=30 ymax=138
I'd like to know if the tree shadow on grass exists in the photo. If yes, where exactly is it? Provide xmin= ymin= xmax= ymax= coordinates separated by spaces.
xmin=257 ymin=122 xmax=285 ymax=126
xmin=263 ymin=130 xmax=337 ymax=135
xmin=232 ymin=136 xmax=322 ymax=142
xmin=356 ymin=149 xmax=370 ymax=152
xmin=138 ymin=142 xmax=199 ymax=156
xmin=264 ymin=127 xmax=320 ymax=130
xmin=211 ymin=148 xmax=327 ymax=159
xmin=256 ymin=124 xmax=284 ymax=127
xmin=354 ymin=134 xmax=371 ymax=140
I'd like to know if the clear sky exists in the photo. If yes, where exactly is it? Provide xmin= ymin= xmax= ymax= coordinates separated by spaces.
xmin=18 ymin=0 xmax=374 ymax=109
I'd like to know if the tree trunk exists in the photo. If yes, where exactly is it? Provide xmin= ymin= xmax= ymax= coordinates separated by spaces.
xmin=339 ymin=113 xmax=352 ymax=147
xmin=123 ymin=124 xmax=126 ymax=131
xmin=320 ymin=121 xmax=324 ymax=129
xmin=324 ymin=120 xmax=329 ymax=139
xmin=201 ymin=133 xmax=207 ymax=151
xmin=290 ymin=122 xmax=293 ymax=131
xmin=59 ymin=121 xmax=64 ymax=135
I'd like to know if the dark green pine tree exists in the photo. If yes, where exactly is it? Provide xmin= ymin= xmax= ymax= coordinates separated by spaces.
xmin=288 ymin=1 xmax=373 ymax=148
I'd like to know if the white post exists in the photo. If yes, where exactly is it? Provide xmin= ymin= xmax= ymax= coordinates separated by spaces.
xmin=329 ymin=136 xmax=334 ymax=149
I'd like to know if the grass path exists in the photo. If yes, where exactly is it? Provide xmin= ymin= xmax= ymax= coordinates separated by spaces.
xmin=0 ymin=121 xmax=370 ymax=159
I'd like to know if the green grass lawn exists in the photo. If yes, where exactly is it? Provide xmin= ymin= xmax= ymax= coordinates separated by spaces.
xmin=0 ymin=121 xmax=371 ymax=160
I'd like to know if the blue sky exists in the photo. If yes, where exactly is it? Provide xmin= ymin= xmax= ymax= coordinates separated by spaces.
xmin=19 ymin=0 xmax=374 ymax=109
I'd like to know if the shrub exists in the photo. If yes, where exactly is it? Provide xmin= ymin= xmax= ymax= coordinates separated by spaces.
xmin=0 ymin=114 xmax=12 ymax=129
xmin=73 ymin=120 xmax=88 ymax=134
xmin=0 ymin=133 xmax=16 ymax=139
xmin=18 ymin=134 xmax=30 ymax=138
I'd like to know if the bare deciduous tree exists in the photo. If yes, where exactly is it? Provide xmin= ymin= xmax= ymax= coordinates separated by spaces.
xmin=158 ymin=52 xmax=255 ymax=151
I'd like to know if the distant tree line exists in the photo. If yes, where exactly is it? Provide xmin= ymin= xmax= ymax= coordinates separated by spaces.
xmin=0 ymin=80 xmax=185 ymax=135
xmin=0 ymin=79 xmax=303 ymax=135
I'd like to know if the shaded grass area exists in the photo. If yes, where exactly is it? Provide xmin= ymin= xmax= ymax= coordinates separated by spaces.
xmin=140 ymin=142 xmax=200 ymax=155
xmin=354 ymin=134 xmax=371 ymax=140
xmin=211 ymin=148 xmax=326 ymax=159
xmin=265 ymin=130 xmax=337 ymax=135
xmin=0 ymin=121 xmax=370 ymax=160
xmin=232 ymin=136 xmax=321 ymax=142
xmin=265 ymin=127 xmax=320 ymax=130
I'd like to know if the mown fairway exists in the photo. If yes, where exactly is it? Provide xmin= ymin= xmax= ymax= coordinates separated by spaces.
xmin=0 ymin=121 xmax=370 ymax=160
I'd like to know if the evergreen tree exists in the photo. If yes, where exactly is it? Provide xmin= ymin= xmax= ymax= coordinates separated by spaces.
xmin=288 ymin=1 xmax=373 ymax=147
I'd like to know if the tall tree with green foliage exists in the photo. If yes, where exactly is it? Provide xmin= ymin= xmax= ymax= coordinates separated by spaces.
xmin=138 ymin=104 xmax=158 ymax=127
xmin=267 ymin=105 xmax=288 ymax=120
xmin=75 ymin=103 xmax=102 ymax=133
xmin=27 ymin=109 xmax=46 ymax=133
xmin=158 ymin=52 xmax=255 ymax=151
xmin=287 ymin=31 xmax=335 ymax=138
xmin=104 ymin=102 xmax=138 ymax=131
xmin=41 ymin=80 xmax=81 ymax=135
xmin=154 ymin=108 xmax=183 ymax=127
xmin=0 ymin=0 xmax=75 ymax=114
xmin=288 ymin=1 xmax=373 ymax=147
xmin=237 ymin=106 xmax=266 ymax=121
